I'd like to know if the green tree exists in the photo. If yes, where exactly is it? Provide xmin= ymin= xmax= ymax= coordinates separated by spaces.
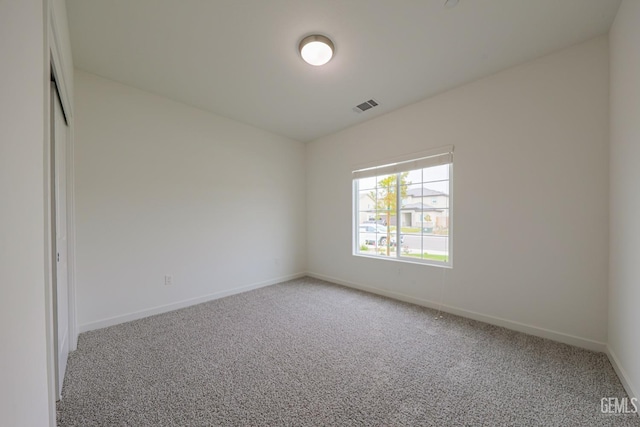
xmin=368 ymin=172 xmax=409 ymax=255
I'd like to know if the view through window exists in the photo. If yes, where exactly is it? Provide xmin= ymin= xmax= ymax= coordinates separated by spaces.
xmin=353 ymin=149 xmax=452 ymax=266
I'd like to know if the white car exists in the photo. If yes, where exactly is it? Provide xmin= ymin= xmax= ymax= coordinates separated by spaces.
xmin=358 ymin=224 xmax=403 ymax=246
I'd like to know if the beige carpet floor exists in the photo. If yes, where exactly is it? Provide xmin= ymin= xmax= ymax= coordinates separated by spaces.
xmin=57 ymin=277 xmax=639 ymax=426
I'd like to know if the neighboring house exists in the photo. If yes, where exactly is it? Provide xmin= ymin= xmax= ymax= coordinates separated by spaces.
xmin=357 ymin=193 xmax=376 ymax=224
xmin=403 ymin=187 xmax=448 ymax=208
xmin=400 ymin=187 xmax=449 ymax=231
xmin=358 ymin=187 xmax=449 ymax=232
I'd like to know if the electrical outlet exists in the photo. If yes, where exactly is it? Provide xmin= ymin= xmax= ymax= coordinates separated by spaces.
xmin=164 ymin=275 xmax=173 ymax=286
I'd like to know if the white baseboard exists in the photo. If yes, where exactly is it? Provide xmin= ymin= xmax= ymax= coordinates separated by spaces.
xmin=78 ymin=272 xmax=306 ymax=333
xmin=79 ymin=271 xmax=608 ymax=353
xmin=307 ymin=271 xmax=607 ymax=353
xmin=606 ymin=345 xmax=639 ymax=402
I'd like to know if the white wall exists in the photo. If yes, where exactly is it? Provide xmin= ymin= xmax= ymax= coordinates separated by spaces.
xmin=609 ymin=0 xmax=640 ymax=400
xmin=74 ymin=70 xmax=307 ymax=331
xmin=307 ymin=36 xmax=609 ymax=349
xmin=0 ymin=1 xmax=51 ymax=425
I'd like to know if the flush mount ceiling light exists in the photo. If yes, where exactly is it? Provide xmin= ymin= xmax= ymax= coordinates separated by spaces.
xmin=299 ymin=35 xmax=334 ymax=66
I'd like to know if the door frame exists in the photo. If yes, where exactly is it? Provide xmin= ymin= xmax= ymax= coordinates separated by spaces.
xmin=50 ymin=80 xmax=70 ymax=400
xmin=49 ymin=0 xmax=76 ymax=353
xmin=44 ymin=0 xmax=77 ymax=415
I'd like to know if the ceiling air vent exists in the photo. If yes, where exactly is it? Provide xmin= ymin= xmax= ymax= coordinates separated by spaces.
xmin=353 ymin=99 xmax=379 ymax=113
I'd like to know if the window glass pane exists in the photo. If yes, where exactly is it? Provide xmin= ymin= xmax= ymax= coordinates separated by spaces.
xmin=357 ymin=230 xmax=368 ymax=249
xmin=357 ymin=190 xmax=377 ymax=224
xmin=376 ymin=173 xmax=395 ymax=187
xmin=400 ymin=181 xmax=424 ymax=256
xmin=422 ymin=164 xmax=449 ymax=182
xmin=420 ymin=224 xmax=449 ymax=261
xmin=422 ymin=181 xmax=449 ymax=208
xmin=356 ymin=223 xmax=396 ymax=255
xmin=372 ymin=174 xmax=398 ymax=228
xmin=372 ymin=224 xmax=398 ymax=258
xmin=405 ymin=168 xmax=422 ymax=185
xmin=432 ymin=208 xmax=449 ymax=236
xmin=358 ymin=176 xmax=377 ymax=191
xmin=399 ymin=209 xmax=420 ymax=257
xmin=399 ymin=210 xmax=421 ymax=233
xmin=422 ymin=180 xmax=449 ymax=194
xmin=401 ymin=183 xmax=423 ymax=210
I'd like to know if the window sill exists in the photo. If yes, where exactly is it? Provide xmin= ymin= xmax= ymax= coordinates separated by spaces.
xmin=352 ymin=252 xmax=452 ymax=269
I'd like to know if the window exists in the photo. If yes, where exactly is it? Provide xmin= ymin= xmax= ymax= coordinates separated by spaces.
xmin=353 ymin=146 xmax=453 ymax=267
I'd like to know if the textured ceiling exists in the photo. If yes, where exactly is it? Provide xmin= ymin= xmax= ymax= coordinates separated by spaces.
xmin=66 ymin=0 xmax=621 ymax=142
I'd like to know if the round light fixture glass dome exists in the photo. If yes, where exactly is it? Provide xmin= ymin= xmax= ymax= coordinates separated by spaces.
xmin=299 ymin=35 xmax=334 ymax=66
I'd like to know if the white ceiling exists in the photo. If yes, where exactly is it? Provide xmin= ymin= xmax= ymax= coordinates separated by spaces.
xmin=66 ymin=0 xmax=621 ymax=143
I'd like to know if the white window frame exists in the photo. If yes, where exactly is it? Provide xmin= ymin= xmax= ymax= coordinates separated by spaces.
xmin=352 ymin=146 xmax=453 ymax=268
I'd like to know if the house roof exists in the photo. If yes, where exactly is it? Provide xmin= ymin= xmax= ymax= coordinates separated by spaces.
xmin=406 ymin=188 xmax=448 ymax=198
xmin=401 ymin=202 xmax=444 ymax=212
